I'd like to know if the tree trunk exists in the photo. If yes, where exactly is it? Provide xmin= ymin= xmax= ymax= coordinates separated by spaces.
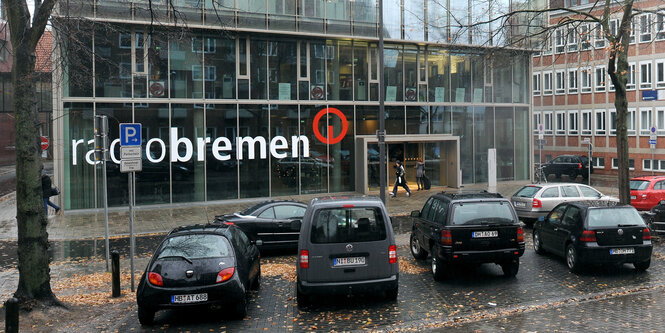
xmin=12 ymin=36 xmax=56 ymax=304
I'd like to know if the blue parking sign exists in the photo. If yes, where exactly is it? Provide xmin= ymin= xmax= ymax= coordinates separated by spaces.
xmin=119 ymin=123 xmax=142 ymax=146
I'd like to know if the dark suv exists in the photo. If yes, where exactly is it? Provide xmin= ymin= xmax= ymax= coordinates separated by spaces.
xmin=541 ymin=155 xmax=592 ymax=180
xmin=409 ymin=191 xmax=525 ymax=280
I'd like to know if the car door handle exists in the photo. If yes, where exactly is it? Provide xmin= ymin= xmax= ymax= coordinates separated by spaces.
xmin=554 ymin=227 xmax=559 ymax=231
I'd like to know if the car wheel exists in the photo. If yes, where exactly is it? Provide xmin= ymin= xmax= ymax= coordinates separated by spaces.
xmin=296 ymin=286 xmax=311 ymax=308
xmin=566 ymin=244 xmax=582 ymax=273
xmin=250 ymin=268 xmax=261 ymax=290
xmin=501 ymin=259 xmax=519 ymax=277
xmin=385 ymin=287 xmax=398 ymax=301
xmin=634 ymin=259 xmax=651 ymax=271
xmin=232 ymin=295 xmax=248 ymax=319
xmin=137 ymin=306 xmax=155 ymax=326
xmin=568 ymin=171 xmax=577 ymax=180
xmin=410 ymin=233 xmax=428 ymax=260
xmin=431 ymin=254 xmax=448 ymax=281
xmin=533 ymin=231 xmax=545 ymax=255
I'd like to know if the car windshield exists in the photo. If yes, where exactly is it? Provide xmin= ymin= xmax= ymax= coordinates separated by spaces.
xmin=629 ymin=180 xmax=650 ymax=191
xmin=587 ymin=207 xmax=644 ymax=228
xmin=451 ymin=202 xmax=514 ymax=225
xmin=238 ymin=202 xmax=267 ymax=216
xmin=311 ymin=207 xmax=387 ymax=243
xmin=514 ymin=186 xmax=541 ymax=198
xmin=157 ymin=234 xmax=232 ymax=260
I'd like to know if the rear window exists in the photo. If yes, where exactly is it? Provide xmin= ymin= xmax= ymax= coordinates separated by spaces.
xmin=158 ymin=234 xmax=232 ymax=260
xmin=587 ymin=207 xmax=645 ymax=228
xmin=311 ymin=207 xmax=387 ymax=243
xmin=514 ymin=186 xmax=541 ymax=198
xmin=451 ymin=201 xmax=515 ymax=225
xmin=630 ymin=180 xmax=650 ymax=191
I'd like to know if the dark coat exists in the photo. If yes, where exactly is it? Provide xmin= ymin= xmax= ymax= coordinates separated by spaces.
xmin=42 ymin=175 xmax=52 ymax=198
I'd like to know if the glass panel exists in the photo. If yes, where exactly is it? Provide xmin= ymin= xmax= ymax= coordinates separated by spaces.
xmin=268 ymin=0 xmax=297 ymax=31
xmin=354 ymin=42 xmax=369 ymax=101
xmin=352 ymin=0 xmax=377 ymax=37
xmin=474 ymin=107 xmax=494 ymax=183
xmin=271 ymin=104 xmax=299 ymax=196
xmin=513 ymin=55 xmax=528 ymax=103
xmin=368 ymin=143 xmax=380 ymax=188
xmin=205 ymin=0 xmax=235 ymax=26
xmin=514 ymin=107 xmax=530 ymax=180
xmin=428 ymin=49 xmax=449 ymax=102
xmin=382 ymin=0 xmax=401 ymax=38
xmin=250 ymin=39 xmax=268 ymax=99
xmin=496 ymin=107 xmax=514 ymax=181
xmin=450 ymin=53 xmax=471 ymax=102
xmin=206 ymin=36 xmax=236 ymax=99
xmin=238 ymin=104 xmax=269 ymax=198
xmin=326 ymin=40 xmax=353 ymax=101
xmin=403 ymin=47 xmax=418 ymax=102
xmin=63 ymin=103 xmax=95 ymax=209
xmin=386 ymin=106 xmax=405 ymax=134
xmin=269 ymin=40 xmax=297 ymax=100
xmin=238 ymin=0 xmax=267 ymax=29
xmin=63 ymin=21 xmax=93 ymax=97
xmin=450 ymin=0 xmax=469 ymax=43
xmin=206 ymin=104 xmax=238 ymax=200
xmin=147 ymin=32 xmax=169 ymax=99
xmin=326 ymin=0 xmax=351 ymax=34
xmin=310 ymin=41 xmax=327 ymax=101
xmin=169 ymin=32 xmax=203 ymax=99
xmin=96 ymin=0 xmax=131 ymax=19
xmin=404 ymin=0 xmax=425 ymax=41
xmin=356 ymin=105 xmax=378 ymax=135
xmin=299 ymin=0 xmax=325 ymax=33
xmin=94 ymin=25 xmax=131 ymax=98
xmin=493 ymin=55 xmax=512 ymax=103
xmin=384 ymin=45 xmax=403 ymax=101
xmin=470 ymin=53 xmax=484 ymax=103
xmin=329 ymin=105 xmax=354 ymax=192
xmin=453 ymin=106 xmax=473 ymax=183
xmin=301 ymin=104 xmax=329 ymax=193
xmin=95 ymin=103 xmax=131 ymax=207
xmin=406 ymin=106 xmax=429 ymax=134
xmin=430 ymin=106 xmax=451 ymax=134
xmin=424 ymin=142 xmax=442 ymax=186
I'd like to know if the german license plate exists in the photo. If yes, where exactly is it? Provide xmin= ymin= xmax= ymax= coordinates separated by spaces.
xmin=171 ymin=293 xmax=208 ymax=304
xmin=610 ymin=248 xmax=635 ymax=255
xmin=631 ymin=195 xmax=637 ymax=200
xmin=472 ymin=231 xmax=498 ymax=238
xmin=514 ymin=201 xmax=526 ymax=208
xmin=334 ymin=256 xmax=365 ymax=266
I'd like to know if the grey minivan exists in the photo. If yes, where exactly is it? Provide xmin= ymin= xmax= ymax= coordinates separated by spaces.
xmin=295 ymin=196 xmax=399 ymax=306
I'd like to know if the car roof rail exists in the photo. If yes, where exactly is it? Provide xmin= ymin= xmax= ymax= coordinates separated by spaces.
xmin=439 ymin=190 xmax=503 ymax=200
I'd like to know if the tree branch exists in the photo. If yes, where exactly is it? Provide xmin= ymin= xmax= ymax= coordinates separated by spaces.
xmin=4 ymin=0 xmax=31 ymax=46
xmin=30 ymin=0 xmax=57 ymax=50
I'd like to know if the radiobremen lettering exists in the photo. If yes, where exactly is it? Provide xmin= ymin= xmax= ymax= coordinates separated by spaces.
xmin=72 ymin=128 xmax=310 ymax=165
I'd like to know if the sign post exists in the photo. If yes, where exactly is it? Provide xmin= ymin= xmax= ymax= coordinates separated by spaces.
xmin=582 ymin=138 xmax=592 ymax=186
xmin=488 ymin=149 xmax=497 ymax=193
xmin=119 ymin=123 xmax=142 ymax=292
xmin=94 ymin=116 xmax=110 ymax=271
xmin=651 ymin=126 xmax=657 ymax=176
xmin=538 ymin=124 xmax=544 ymax=177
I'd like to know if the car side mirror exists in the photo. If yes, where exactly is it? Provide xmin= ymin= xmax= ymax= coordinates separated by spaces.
xmin=290 ymin=219 xmax=302 ymax=231
xmin=538 ymin=216 xmax=545 ymax=223
xmin=255 ymin=239 xmax=263 ymax=246
xmin=411 ymin=210 xmax=421 ymax=218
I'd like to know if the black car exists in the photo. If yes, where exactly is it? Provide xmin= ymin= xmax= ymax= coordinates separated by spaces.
xmin=533 ymin=201 xmax=652 ymax=272
xmin=409 ymin=191 xmax=525 ymax=280
xmin=213 ymin=200 xmax=307 ymax=249
xmin=541 ymin=154 xmax=592 ymax=180
xmin=136 ymin=224 xmax=261 ymax=325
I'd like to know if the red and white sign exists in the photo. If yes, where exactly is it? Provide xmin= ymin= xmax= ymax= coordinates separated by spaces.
xmin=149 ymin=81 xmax=165 ymax=97
xmin=40 ymin=136 xmax=49 ymax=151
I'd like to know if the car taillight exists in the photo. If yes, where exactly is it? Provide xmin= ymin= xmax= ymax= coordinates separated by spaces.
xmin=148 ymin=272 xmax=163 ymax=286
xmin=532 ymin=198 xmax=542 ymax=208
xmin=580 ymin=230 xmax=597 ymax=242
xmin=299 ymin=250 xmax=309 ymax=269
xmin=643 ymin=228 xmax=652 ymax=240
xmin=441 ymin=230 xmax=452 ymax=246
xmin=517 ymin=227 xmax=524 ymax=242
xmin=578 ymin=163 xmax=582 ymax=169
xmin=216 ymin=267 xmax=235 ymax=283
xmin=223 ymin=222 xmax=234 ymax=226
xmin=389 ymin=245 xmax=397 ymax=264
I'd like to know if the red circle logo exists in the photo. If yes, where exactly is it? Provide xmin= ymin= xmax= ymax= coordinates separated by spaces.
xmin=150 ymin=82 xmax=165 ymax=97
xmin=313 ymin=108 xmax=348 ymax=145
xmin=311 ymin=86 xmax=324 ymax=100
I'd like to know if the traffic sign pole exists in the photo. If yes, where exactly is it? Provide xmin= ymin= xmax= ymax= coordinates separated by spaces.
xmin=119 ymin=123 xmax=142 ymax=292
xmin=651 ymin=126 xmax=657 ymax=176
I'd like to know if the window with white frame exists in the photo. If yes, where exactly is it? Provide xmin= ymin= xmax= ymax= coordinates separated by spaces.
xmin=657 ymin=60 xmax=665 ymax=88
xmin=612 ymin=158 xmax=635 ymax=170
xmin=580 ymin=24 xmax=591 ymax=50
xmin=640 ymin=14 xmax=652 ymax=42
xmin=581 ymin=110 xmax=592 ymax=135
xmin=594 ymin=23 xmax=606 ymax=48
xmin=568 ymin=68 xmax=578 ymax=93
xmin=630 ymin=19 xmax=636 ymax=44
xmin=533 ymin=112 xmax=542 ymax=133
xmin=567 ymin=25 xmax=578 ymax=52
xmin=610 ymin=19 xmax=618 ymax=37
xmin=595 ymin=66 xmax=606 ymax=92
xmin=543 ymin=35 xmax=552 ymax=55
xmin=595 ymin=109 xmax=606 ymax=135
xmin=610 ymin=110 xmax=617 ymax=135
xmin=657 ymin=107 xmax=665 ymax=134
xmin=555 ymin=70 xmax=565 ymax=94
xmin=533 ymin=73 xmax=541 ymax=95
xmin=592 ymin=157 xmax=605 ymax=168
xmin=568 ymin=110 xmax=579 ymax=135
xmin=556 ymin=111 xmax=566 ymax=135
xmin=555 ymin=28 xmax=565 ymax=53
xmin=544 ymin=112 xmax=553 ymax=134
xmin=644 ymin=159 xmax=665 ymax=172
xmin=580 ymin=67 xmax=591 ymax=93
xmin=640 ymin=108 xmax=653 ymax=135
xmin=640 ymin=61 xmax=652 ymax=89
xmin=543 ymin=71 xmax=553 ymax=95
xmin=657 ymin=11 xmax=665 ymax=40
xmin=629 ymin=108 xmax=636 ymax=135
xmin=627 ymin=62 xmax=636 ymax=90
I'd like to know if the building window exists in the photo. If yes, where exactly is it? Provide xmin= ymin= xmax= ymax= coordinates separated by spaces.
xmin=533 ymin=112 xmax=542 ymax=133
xmin=595 ymin=66 xmax=606 ymax=92
xmin=555 ymin=70 xmax=565 ymax=95
xmin=627 ymin=62 xmax=636 ymax=90
xmin=594 ymin=23 xmax=606 ymax=48
xmin=567 ymin=25 xmax=578 ymax=52
xmin=592 ymin=157 xmax=605 ymax=168
xmin=543 ymin=35 xmax=552 ymax=55
xmin=657 ymin=11 xmax=665 ymax=40
xmin=629 ymin=108 xmax=636 ymax=135
xmin=580 ymin=24 xmax=591 ymax=50
xmin=640 ymin=108 xmax=653 ymax=135
xmin=657 ymin=107 xmax=665 ymax=135
xmin=556 ymin=111 xmax=566 ymax=135
xmin=644 ymin=159 xmax=665 ymax=172
xmin=555 ymin=28 xmax=565 ymax=53
xmin=640 ymin=61 xmax=652 ymax=89
xmin=582 ymin=110 xmax=592 ymax=135
xmin=568 ymin=110 xmax=578 ymax=135
xmin=595 ymin=109 xmax=606 ymax=135
xmin=657 ymin=60 xmax=665 ymax=88
xmin=644 ymin=159 xmax=652 ymax=171
xmin=639 ymin=14 xmax=652 ymax=42
xmin=610 ymin=19 xmax=618 ymax=37
xmin=533 ymin=73 xmax=541 ymax=95
xmin=543 ymin=71 xmax=553 ymax=95
xmin=568 ymin=68 xmax=578 ymax=93
xmin=580 ymin=68 xmax=591 ymax=93
xmin=612 ymin=158 xmax=635 ymax=170
xmin=544 ymin=112 xmax=553 ymax=134
xmin=610 ymin=110 xmax=617 ymax=135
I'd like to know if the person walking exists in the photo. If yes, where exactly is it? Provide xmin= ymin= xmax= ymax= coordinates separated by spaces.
xmin=389 ymin=160 xmax=411 ymax=197
xmin=415 ymin=159 xmax=425 ymax=190
xmin=42 ymin=172 xmax=60 ymax=215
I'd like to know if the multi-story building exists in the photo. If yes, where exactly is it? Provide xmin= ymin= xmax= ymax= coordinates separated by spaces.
xmin=533 ymin=0 xmax=665 ymax=177
xmin=53 ymin=0 xmax=535 ymax=210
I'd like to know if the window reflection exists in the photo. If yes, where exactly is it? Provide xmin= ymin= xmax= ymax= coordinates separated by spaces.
xmin=271 ymin=105 xmax=299 ymax=196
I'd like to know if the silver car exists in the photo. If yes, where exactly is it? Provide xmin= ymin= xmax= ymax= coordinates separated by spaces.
xmin=511 ymin=183 xmax=618 ymax=225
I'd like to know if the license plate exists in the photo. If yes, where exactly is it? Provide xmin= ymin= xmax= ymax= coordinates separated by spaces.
xmin=472 ymin=231 xmax=499 ymax=238
xmin=631 ymin=195 xmax=637 ymax=200
xmin=334 ymin=256 xmax=365 ymax=266
xmin=171 ymin=293 xmax=208 ymax=304
xmin=514 ymin=201 xmax=526 ymax=208
xmin=610 ymin=248 xmax=635 ymax=255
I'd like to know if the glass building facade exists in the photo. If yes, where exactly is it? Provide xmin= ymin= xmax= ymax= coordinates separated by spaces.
xmin=54 ymin=0 xmax=532 ymax=210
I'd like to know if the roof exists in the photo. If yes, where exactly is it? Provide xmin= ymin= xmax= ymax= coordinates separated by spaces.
xmin=435 ymin=190 xmax=504 ymax=201
xmin=310 ymin=195 xmax=382 ymax=205
xmin=631 ymin=176 xmax=665 ymax=181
